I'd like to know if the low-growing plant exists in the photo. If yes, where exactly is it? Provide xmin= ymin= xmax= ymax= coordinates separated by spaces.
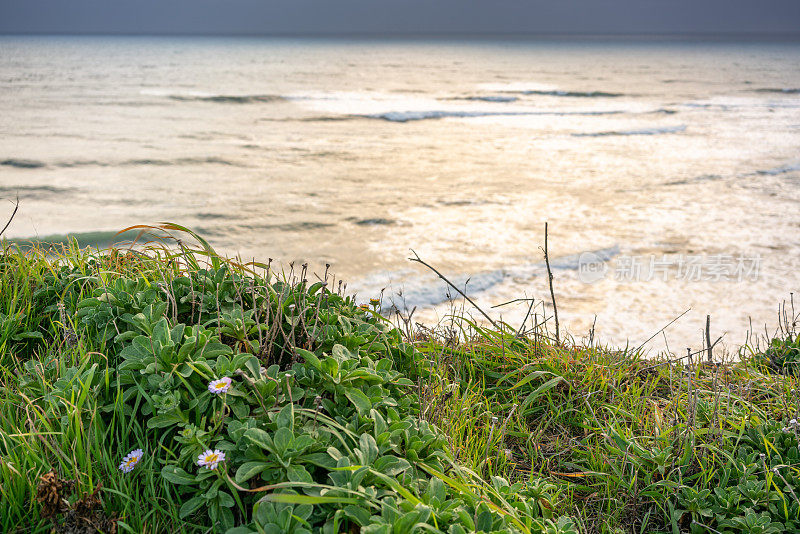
xmin=0 ymin=225 xmax=573 ymax=533
xmin=3 ymin=224 xmax=798 ymax=534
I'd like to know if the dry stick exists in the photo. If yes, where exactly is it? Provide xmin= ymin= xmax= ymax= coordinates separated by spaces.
xmin=491 ymin=296 xmax=537 ymax=336
xmin=633 ymin=308 xmax=692 ymax=354
xmin=408 ymin=249 xmax=500 ymax=330
xmin=543 ymin=222 xmax=560 ymax=343
xmin=0 ymin=195 xmax=20 ymax=238
xmin=706 ymin=314 xmax=713 ymax=363
xmin=491 ymin=297 xmax=535 ymax=308
xmin=518 ymin=298 xmax=537 ymax=337
xmin=639 ymin=337 xmax=723 ymax=374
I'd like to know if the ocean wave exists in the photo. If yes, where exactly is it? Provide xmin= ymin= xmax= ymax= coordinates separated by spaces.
xmin=247 ymin=221 xmax=336 ymax=232
xmin=11 ymin=157 xmax=243 ymax=169
xmin=289 ymin=90 xmax=644 ymax=123
xmin=542 ymin=245 xmax=620 ymax=271
xmin=665 ymin=174 xmax=723 ymax=186
xmin=362 ymin=110 xmax=514 ymax=122
xmin=377 ymin=269 xmax=507 ymax=315
xmin=516 ymin=90 xmax=624 ymax=98
xmin=5 ymin=229 xmax=155 ymax=250
xmin=681 ymin=102 xmax=732 ymax=110
xmin=754 ymin=88 xmax=800 ymax=94
xmin=196 ymin=212 xmax=232 ymax=220
xmin=572 ymin=125 xmax=686 ymax=137
xmin=3 ymin=157 xmax=244 ymax=169
xmin=476 ymin=83 xmax=623 ymax=98
xmin=362 ymin=245 xmax=620 ymax=314
xmin=681 ymin=97 xmax=800 ymax=112
xmin=754 ymin=162 xmax=800 ymax=176
xmin=437 ymin=199 xmax=496 ymax=207
xmin=169 ymin=94 xmax=284 ymax=104
xmin=349 ymin=218 xmax=397 ymax=226
xmin=120 ymin=157 xmax=241 ymax=167
xmin=457 ymin=96 xmax=519 ymax=103
xmin=0 ymin=185 xmax=74 ymax=196
xmin=1 ymin=158 xmax=46 ymax=169
xmin=666 ymin=163 xmax=800 ymax=186
xmin=141 ymin=89 xmax=283 ymax=104
xmin=360 ymin=109 xmax=623 ymax=123
xmin=294 ymin=116 xmax=356 ymax=122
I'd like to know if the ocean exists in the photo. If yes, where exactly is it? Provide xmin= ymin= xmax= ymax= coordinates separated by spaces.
xmin=1 ymin=36 xmax=799 ymax=353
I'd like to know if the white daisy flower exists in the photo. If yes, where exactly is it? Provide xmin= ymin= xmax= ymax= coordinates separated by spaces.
xmin=119 ymin=448 xmax=144 ymax=473
xmin=197 ymin=449 xmax=225 ymax=470
xmin=208 ymin=376 xmax=232 ymax=395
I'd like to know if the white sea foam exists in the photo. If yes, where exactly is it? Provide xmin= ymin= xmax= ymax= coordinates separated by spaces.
xmin=287 ymin=91 xmax=447 ymax=116
xmin=355 ymin=246 xmax=620 ymax=314
xmin=289 ymin=91 xmax=634 ymax=122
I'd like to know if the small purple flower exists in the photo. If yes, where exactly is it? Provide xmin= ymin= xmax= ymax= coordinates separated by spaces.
xmin=119 ymin=448 xmax=144 ymax=473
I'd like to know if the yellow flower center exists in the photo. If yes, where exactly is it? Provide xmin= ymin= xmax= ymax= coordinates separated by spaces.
xmin=125 ymin=457 xmax=139 ymax=468
xmin=214 ymin=383 xmax=226 ymax=389
xmin=205 ymin=453 xmax=219 ymax=463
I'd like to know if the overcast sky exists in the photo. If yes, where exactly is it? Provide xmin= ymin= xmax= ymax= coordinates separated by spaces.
xmin=1 ymin=0 xmax=799 ymax=36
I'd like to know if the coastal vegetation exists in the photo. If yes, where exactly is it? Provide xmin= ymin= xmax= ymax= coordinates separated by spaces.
xmin=0 ymin=224 xmax=798 ymax=533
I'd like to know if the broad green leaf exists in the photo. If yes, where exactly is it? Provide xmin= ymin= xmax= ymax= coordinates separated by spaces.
xmin=276 ymin=403 xmax=294 ymax=431
xmin=344 ymin=388 xmax=371 ymax=415
xmin=296 ymin=348 xmax=322 ymax=371
xmin=161 ymin=465 xmax=196 ymax=486
xmin=235 ymin=461 xmax=268 ymax=484
xmin=273 ymin=427 xmax=293 ymax=457
xmin=179 ymin=496 xmax=205 ymax=519
xmin=245 ymin=428 xmax=274 ymax=452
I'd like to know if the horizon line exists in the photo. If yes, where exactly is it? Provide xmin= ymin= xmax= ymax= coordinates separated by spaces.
xmin=2 ymin=30 xmax=800 ymax=41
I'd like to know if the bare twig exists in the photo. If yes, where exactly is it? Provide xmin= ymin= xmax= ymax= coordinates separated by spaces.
xmin=639 ymin=335 xmax=724 ymax=373
xmin=543 ymin=222 xmax=560 ymax=343
xmin=633 ymin=308 xmax=691 ymax=354
xmin=0 ymin=195 xmax=20 ymax=238
xmin=408 ymin=249 xmax=500 ymax=330
xmin=517 ymin=297 xmax=537 ymax=337
xmin=491 ymin=297 xmax=534 ymax=308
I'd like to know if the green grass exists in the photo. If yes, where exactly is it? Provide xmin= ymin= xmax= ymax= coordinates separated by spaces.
xmin=0 ymin=224 xmax=798 ymax=534
xmin=417 ymin=322 xmax=800 ymax=533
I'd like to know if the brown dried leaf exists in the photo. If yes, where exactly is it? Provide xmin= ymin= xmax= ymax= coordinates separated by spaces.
xmin=35 ymin=470 xmax=72 ymax=518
